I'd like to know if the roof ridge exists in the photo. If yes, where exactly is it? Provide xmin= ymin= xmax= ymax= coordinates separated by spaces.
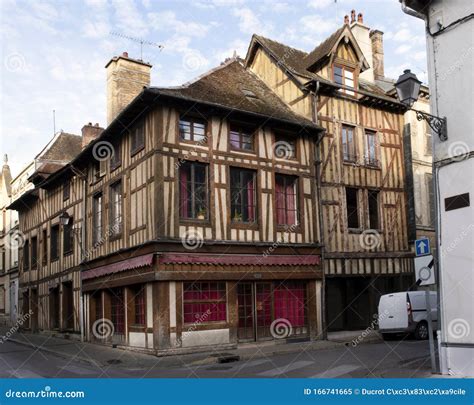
xmin=253 ymin=34 xmax=308 ymax=56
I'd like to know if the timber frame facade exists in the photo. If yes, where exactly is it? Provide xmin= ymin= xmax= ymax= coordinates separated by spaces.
xmin=10 ymin=14 xmax=418 ymax=352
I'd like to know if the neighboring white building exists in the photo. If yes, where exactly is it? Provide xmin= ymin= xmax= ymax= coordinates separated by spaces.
xmin=402 ymin=0 xmax=474 ymax=376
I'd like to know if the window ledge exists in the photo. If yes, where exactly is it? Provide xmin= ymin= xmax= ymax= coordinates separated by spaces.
xmin=348 ymin=228 xmax=363 ymax=234
xmin=131 ymin=145 xmax=145 ymax=157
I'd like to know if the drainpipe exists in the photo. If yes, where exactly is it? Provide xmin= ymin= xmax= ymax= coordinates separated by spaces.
xmin=312 ymin=81 xmax=327 ymax=340
xmin=400 ymin=0 xmax=425 ymax=20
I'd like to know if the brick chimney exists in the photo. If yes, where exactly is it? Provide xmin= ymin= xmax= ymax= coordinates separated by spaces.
xmin=82 ymin=122 xmax=104 ymax=149
xmin=370 ymin=30 xmax=385 ymax=79
xmin=105 ymin=52 xmax=152 ymax=125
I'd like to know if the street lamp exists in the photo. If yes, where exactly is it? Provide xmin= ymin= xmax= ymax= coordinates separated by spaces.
xmin=395 ymin=69 xmax=448 ymax=141
xmin=59 ymin=211 xmax=71 ymax=226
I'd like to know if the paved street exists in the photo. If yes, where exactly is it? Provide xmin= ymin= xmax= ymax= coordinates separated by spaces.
xmin=0 ymin=338 xmax=434 ymax=379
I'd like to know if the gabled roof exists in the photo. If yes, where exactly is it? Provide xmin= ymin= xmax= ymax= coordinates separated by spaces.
xmin=303 ymin=26 xmax=347 ymax=70
xmin=36 ymin=132 xmax=82 ymax=163
xmin=151 ymin=58 xmax=320 ymax=130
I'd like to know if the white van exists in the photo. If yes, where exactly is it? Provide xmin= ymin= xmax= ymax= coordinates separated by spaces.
xmin=378 ymin=291 xmax=437 ymax=340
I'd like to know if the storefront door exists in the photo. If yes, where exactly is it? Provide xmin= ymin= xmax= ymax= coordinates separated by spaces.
xmin=237 ymin=281 xmax=308 ymax=342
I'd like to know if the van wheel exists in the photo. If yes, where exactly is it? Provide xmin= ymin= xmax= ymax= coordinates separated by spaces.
xmin=414 ymin=322 xmax=429 ymax=340
xmin=382 ymin=333 xmax=394 ymax=341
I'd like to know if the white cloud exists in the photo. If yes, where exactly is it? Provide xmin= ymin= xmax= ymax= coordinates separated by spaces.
xmin=148 ymin=11 xmax=213 ymax=38
xmin=395 ymin=44 xmax=412 ymax=55
xmin=214 ymin=38 xmax=248 ymax=63
xmin=299 ymin=14 xmax=338 ymax=37
xmin=233 ymin=7 xmax=273 ymax=36
xmin=308 ymin=0 xmax=334 ymax=10
xmin=111 ymin=0 xmax=148 ymax=37
xmin=83 ymin=19 xmax=110 ymax=39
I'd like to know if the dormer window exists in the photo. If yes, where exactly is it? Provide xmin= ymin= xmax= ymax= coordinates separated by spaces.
xmin=333 ymin=64 xmax=355 ymax=96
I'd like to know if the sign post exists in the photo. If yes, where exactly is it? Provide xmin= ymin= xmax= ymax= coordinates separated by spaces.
xmin=415 ymin=253 xmax=436 ymax=373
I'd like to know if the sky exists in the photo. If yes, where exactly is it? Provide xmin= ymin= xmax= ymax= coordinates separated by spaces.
xmin=0 ymin=0 xmax=427 ymax=176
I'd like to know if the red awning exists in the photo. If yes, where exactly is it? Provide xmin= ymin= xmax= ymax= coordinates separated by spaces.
xmin=82 ymin=254 xmax=154 ymax=281
xmin=158 ymin=253 xmax=320 ymax=266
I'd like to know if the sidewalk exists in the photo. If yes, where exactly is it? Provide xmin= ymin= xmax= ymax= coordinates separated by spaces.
xmin=0 ymin=326 xmax=381 ymax=370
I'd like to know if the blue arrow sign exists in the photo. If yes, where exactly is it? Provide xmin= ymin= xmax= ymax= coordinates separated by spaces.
xmin=415 ymin=238 xmax=430 ymax=256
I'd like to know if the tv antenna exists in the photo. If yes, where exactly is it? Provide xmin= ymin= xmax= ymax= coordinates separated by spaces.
xmin=110 ymin=32 xmax=164 ymax=60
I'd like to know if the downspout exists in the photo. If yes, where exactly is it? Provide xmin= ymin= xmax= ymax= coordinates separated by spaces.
xmin=79 ymin=175 xmax=86 ymax=343
xmin=400 ymin=0 xmax=425 ymax=20
xmin=312 ymin=80 xmax=327 ymax=340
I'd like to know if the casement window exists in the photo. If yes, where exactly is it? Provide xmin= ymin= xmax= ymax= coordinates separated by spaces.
xmin=63 ymin=182 xmax=70 ymax=201
xmin=130 ymin=284 xmax=146 ymax=326
xmin=342 ymin=125 xmax=356 ymax=162
xmin=334 ymin=64 xmax=355 ymax=95
xmin=63 ymin=217 xmax=73 ymax=255
xmin=109 ymin=181 xmax=123 ymax=236
xmin=230 ymin=168 xmax=257 ymax=223
xmin=1 ymin=250 xmax=5 ymax=273
xmin=179 ymin=162 xmax=208 ymax=220
xmin=42 ymin=229 xmax=47 ymax=265
xmin=365 ymin=130 xmax=379 ymax=167
xmin=131 ymin=121 xmax=145 ymax=154
xmin=274 ymin=134 xmax=296 ymax=159
xmin=183 ymin=282 xmax=227 ymax=323
xmin=346 ymin=187 xmax=360 ymax=229
xmin=92 ymin=193 xmax=103 ymax=245
xmin=31 ymin=237 xmax=38 ymax=269
xmin=110 ymin=141 xmax=121 ymax=171
xmin=275 ymin=174 xmax=298 ymax=226
xmin=50 ymin=225 xmax=59 ymax=261
xmin=179 ymin=116 xmax=206 ymax=143
xmin=368 ymin=190 xmax=380 ymax=229
xmin=229 ymin=123 xmax=255 ymax=151
xmin=23 ymin=239 xmax=30 ymax=271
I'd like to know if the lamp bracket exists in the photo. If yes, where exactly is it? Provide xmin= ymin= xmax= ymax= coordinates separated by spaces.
xmin=414 ymin=109 xmax=448 ymax=141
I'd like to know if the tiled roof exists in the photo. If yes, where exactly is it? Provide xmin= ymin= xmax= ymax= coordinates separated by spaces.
xmin=151 ymin=58 xmax=319 ymax=130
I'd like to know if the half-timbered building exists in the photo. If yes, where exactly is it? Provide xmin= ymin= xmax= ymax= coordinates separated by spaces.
xmin=12 ymin=52 xmax=324 ymax=352
xmin=245 ymin=11 xmax=415 ymax=330
xmin=10 ymin=10 xmax=418 ymax=350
